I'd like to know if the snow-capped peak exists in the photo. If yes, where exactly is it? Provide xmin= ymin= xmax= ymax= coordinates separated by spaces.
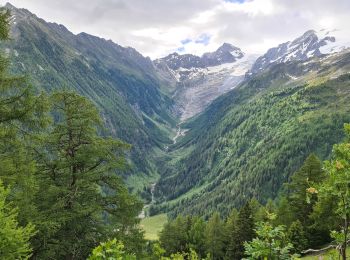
xmin=248 ymin=29 xmax=349 ymax=75
xmin=155 ymin=43 xmax=244 ymax=70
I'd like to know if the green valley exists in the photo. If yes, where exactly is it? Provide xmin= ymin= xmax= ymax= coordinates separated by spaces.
xmin=155 ymin=51 xmax=350 ymax=218
xmin=2 ymin=1 xmax=350 ymax=260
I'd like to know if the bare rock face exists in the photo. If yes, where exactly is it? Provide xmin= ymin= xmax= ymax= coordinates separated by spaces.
xmin=154 ymin=44 xmax=257 ymax=121
xmin=248 ymin=30 xmax=338 ymax=76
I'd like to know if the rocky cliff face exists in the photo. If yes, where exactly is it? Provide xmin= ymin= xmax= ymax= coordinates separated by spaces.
xmin=154 ymin=44 xmax=256 ymax=121
xmin=247 ymin=29 xmax=345 ymax=76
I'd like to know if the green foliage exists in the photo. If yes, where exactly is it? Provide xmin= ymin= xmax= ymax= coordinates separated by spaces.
xmin=286 ymin=154 xmax=325 ymax=224
xmin=159 ymin=215 xmax=189 ymax=255
xmin=0 ymin=181 xmax=36 ymax=260
xmin=188 ymin=216 xmax=207 ymax=257
xmin=276 ymin=154 xmax=330 ymax=248
xmin=244 ymin=213 xmax=298 ymax=260
xmin=287 ymin=220 xmax=308 ymax=254
xmin=152 ymin=242 xmax=166 ymax=259
xmin=204 ymin=212 xmax=226 ymax=260
xmin=0 ymin=7 xmax=10 ymax=40
xmin=3 ymin=5 xmax=177 ymax=195
xmin=88 ymin=239 xmax=136 ymax=260
xmin=0 ymin=8 xmax=45 ymax=259
xmin=315 ymin=123 xmax=350 ymax=260
xmin=156 ymin=69 xmax=350 ymax=217
xmin=0 ymin=6 xmax=49 ymax=229
xmin=30 ymin=91 xmax=142 ymax=259
xmin=227 ymin=203 xmax=255 ymax=259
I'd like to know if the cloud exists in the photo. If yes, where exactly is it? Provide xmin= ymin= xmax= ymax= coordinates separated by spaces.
xmin=195 ymin=34 xmax=211 ymax=46
xmin=177 ymin=46 xmax=185 ymax=53
xmin=224 ymin=0 xmax=246 ymax=3
xmin=181 ymin=38 xmax=192 ymax=45
xmin=2 ymin=0 xmax=350 ymax=58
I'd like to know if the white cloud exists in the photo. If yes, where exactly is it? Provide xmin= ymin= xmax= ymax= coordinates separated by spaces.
xmin=1 ymin=0 xmax=350 ymax=58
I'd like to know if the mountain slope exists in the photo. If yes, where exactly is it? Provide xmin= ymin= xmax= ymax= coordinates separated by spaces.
xmin=3 ymin=4 xmax=176 ymax=191
xmin=248 ymin=29 xmax=345 ymax=76
xmin=155 ymin=44 xmax=257 ymax=120
xmin=154 ymin=49 xmax=350 ymax=218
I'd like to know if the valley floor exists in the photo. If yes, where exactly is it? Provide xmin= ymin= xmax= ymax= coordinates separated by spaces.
xmin=140 ymin=214 xmax=168 ymax=240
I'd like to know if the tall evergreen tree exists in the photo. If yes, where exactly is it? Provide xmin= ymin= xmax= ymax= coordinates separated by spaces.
xmin=230 ymin=203 xmax=255 ymax=259
xmin=284 ymin=153 xmax=329 ymax=247
xmin=249 ymin=198 xmax=267 ymax=223
xmin=286 ymin=154 xmax=325 ymax=225
xmin=159 ymin=215 xmax=189 ymax=255
xmin=188 ymin=216 xmax=207 ymax=258
xmin=225 ymin=208 xmax=238 ymax=259
xmin=32 ymin=91 xmax=142 ymax=259
xmin=205 ymin=212 xmax=226 ymax=260
xmin=287 ymin=220 xmax=307 ymax=254
xmin=0 ymin=6 xmax=48 ymax=232
xmin=275 ymin=196 xmax=295 ymax=227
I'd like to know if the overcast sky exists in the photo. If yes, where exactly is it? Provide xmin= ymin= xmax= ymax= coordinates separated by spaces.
xmin=1 ymin=0 xmax=350 ymax=58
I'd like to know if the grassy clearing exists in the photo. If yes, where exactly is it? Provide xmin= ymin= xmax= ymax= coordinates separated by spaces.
xmin=140 ymin=214 xmax=168 ymax=240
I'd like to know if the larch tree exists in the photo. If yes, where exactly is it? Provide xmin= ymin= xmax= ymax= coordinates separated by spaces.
xmin=204 ymin=212 xmax=226 ymax=260
xmin=33 ymin=91 xmax=142 ymax=259
xmin=230 ymin=203 xmax=255 ymax=259
xmin=0 ymin=5 xmax=46 ymax=246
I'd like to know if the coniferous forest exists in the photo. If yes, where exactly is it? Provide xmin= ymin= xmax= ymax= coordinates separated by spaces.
xmin=1 ymin=2 xmax=350 ymax=260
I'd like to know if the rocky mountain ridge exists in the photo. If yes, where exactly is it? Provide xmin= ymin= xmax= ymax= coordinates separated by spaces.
xmin=155 ymin=43 xmax=244 ymax=70
xmin=3 ymin=3 xmax=176 ymax=192
xmin=248 ymin=29 xmax=348 ymax=76
xmin=154 ymin=44 xmax=253 ymax=121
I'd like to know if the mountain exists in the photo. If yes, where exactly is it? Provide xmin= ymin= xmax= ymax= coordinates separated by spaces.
xmin=153 ymin=46 xmax=350 ymax=217
xmin=2 ymin=3 xmax=176 ymax=192
xmin=202 ymin=43 xmax=244 ymax=67
xmin=155 ymin=44 xmax=257 ymax=120
xmin=157 ymin=43 xmax=244 ymax=70
xmin=4 ymin=2 xmax=350 ymax=220
xmin=248 ymin=29 xmax=348 ymax=76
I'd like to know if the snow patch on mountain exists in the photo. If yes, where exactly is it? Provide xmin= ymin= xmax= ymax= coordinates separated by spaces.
xmin=155 ymin=50 xmax=257 ymax=121
xmin=248 ymin=29 xmax=350 ymax=76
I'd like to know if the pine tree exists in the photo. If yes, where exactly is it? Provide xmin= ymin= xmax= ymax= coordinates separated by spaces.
xmin=204 ymin=212 xmax=226 ymax=260
xmin=225 ymin=208 xmax=238 ymax=259
xmin=287 ymin=220 xmax=307 ymax=254
xmin=188 ymin=216 xmax=207 ymax=258
xmin=159 ymin=215 xmax=188 ymax=255
xmin=32 ymin=91 xmax=142 ymax=259
xmin=249 ymin=198 xmax=267 ymax=223
xmin=287 ymin=154 xmax=325 ymax=225
xmin=275 ymin=196 xmax=295 ymax=227
xmin=230 ymin=203 xmax=255 ymax=259
xmin=285 ymin=153 xmax=329 ymax=247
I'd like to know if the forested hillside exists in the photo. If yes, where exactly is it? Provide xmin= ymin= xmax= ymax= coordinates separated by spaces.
xmin=2 ymin=4 xmax=176 ymax=192
xmin=2 ymin=2 xmax=350 ymax=259
xmin=155 ymin=50 xmax=350 ymax=217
